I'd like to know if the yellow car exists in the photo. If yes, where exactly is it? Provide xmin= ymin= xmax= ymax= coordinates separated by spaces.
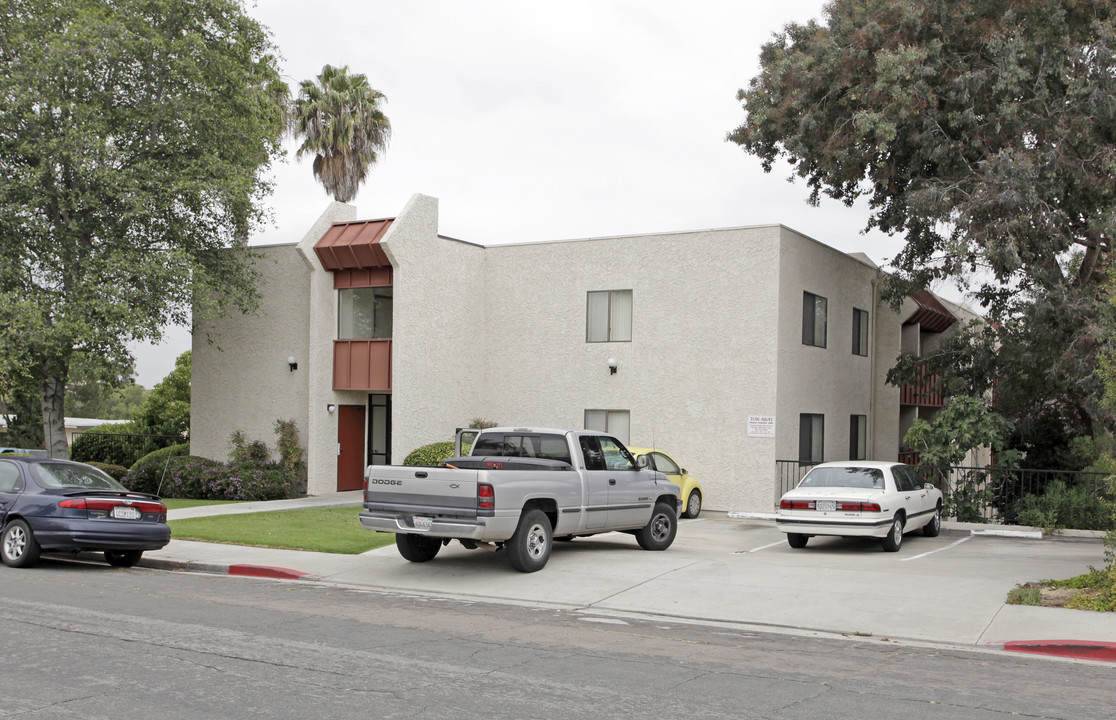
xmin=627 ymin=447 xmax=703 ymax=519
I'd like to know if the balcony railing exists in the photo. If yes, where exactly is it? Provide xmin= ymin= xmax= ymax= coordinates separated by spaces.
xmin=333 ymin=339 xmax=391 ymax=391
xmin=900 ymin=364 xmax=944 ymax=407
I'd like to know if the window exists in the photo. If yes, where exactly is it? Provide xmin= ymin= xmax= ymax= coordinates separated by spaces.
xmin=471 ymin=432 xmax=572 ymax=465
xmin=850 ymin=415 xmax=867 ymax=460
xmin=586 ymin=290 xmax=632 ymax=342
xmin=799 ymin=413 xmax=824 ymax=463
xmin=585 ymin=409 xmax=630 ymax=444
xmin=893 ymin=466 xmax=922 ymax=492
xmin=802 ymin=292 xmax=827 ymax=348
xmin=338 ymin=287 xmax=393 ymax=339
xmin=852 ymin=308 xmax=869 ymax=356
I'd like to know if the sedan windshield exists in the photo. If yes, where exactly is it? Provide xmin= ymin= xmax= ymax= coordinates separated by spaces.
xmin=30 ymin=462 xmax=127 ymax=491
xmin=799 ymin=467 xmax=884 ymax=489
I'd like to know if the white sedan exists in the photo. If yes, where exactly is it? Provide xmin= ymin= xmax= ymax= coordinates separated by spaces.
xmin=776 ymin=461 xmax=943 ymax=551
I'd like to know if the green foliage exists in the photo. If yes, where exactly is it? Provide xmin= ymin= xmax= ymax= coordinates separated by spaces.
xmin=133 ymin=352 xmax=190 ymax=436
xmin=469 ymin=418 xmax=498 ymax=429
xmin=904 ymin=396 xmax=1018 ymax=522
xmin=85 ymin=461 xmax=128 ymax=481
xmin=1006 ymin=586 xmax=1041 ymax=606
xmin=1014 ymin=481 xmax=1114 ymax=533
xmin=404 ymin=442 xmax=456 ymax=466
xmin=293 ymin=64 xmax=391 ymax=203
xmin=123 ymin=455 xmax=292 ymax=501
xmin=0 ymin=0 xmax=287 ymax=456
xmin=0 ymin=371 xmax=43 ymax=449
xmin=229 ymin=430 xmax=271 ymax=465
xmin=732 ymin=0 xmax=1116 ymax=437
xmin=70 ymin=421 xmax=184 ymax=468
xmin=64 ymin=354 xmax=146 ymax=420
xmin=129 ymin=442 xmax=191 ymax=472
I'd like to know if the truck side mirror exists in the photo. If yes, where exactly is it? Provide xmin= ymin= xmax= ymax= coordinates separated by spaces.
xmin=636 ymin=455 xmax=650 ymax=469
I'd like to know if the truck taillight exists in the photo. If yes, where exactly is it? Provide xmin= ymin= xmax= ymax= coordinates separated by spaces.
xmin=478 ymin=483 xmax=494 ymax=509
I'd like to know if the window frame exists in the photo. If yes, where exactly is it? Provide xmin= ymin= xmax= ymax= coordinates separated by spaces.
xmin=852 ymin=307 xmax=869 ymax=356
xmin=849 ymin=414 xmax=867 ymax=460
xmin=586 ymin=290 xmax=633 ymax=343
xmin=584 ymin=409 xmax=631 ymax=444
xmin=802 ymin=291 xmax=828 ymax=348
xmin=337 ymin=286 xmax=393 ymax=340
xmin=799 ymin=413 xmax=824 ymax=464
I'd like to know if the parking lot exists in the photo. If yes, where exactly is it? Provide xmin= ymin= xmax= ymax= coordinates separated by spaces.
xmin=147 ymin=510 xmax=1115 ymax=648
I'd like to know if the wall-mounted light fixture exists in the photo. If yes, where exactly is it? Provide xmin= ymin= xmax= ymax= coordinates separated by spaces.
xmin=326 ymin=403 xmax=337 ymax=413
xmin=608 ymin=358 xmax=618 ymax=375
xmin=287 ymin=355 xmax=298 ymax=372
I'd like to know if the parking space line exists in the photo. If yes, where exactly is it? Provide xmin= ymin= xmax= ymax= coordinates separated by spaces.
xmin=734 ymin=540 xmax=785 ymax=554
xmin=899 ymin=535 xmax=972 ymax=561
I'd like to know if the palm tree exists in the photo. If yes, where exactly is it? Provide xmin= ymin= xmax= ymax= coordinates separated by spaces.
xmin=292 ymin=65 xmax=391 ymax=203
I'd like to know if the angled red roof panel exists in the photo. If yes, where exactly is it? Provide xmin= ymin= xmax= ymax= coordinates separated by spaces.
xmin=314 ymin=219 xmax=394 ymax=271
xmin=906 ymin=290 xmax=957 ymax=333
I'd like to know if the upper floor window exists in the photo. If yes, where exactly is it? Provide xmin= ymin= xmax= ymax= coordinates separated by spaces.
xmin=852 ymin=308 xmax=869 ymax=356
xmin=802 ymin=292 xmax=827 ymax=348
xmin=587 ymin=290 xmax=632 ymax=342
xmin=338 ymin=287 xmax=393 ymax=339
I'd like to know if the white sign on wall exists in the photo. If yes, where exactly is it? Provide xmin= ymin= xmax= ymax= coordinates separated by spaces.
xmin=747 ymin=415 xmax=776 ymax=438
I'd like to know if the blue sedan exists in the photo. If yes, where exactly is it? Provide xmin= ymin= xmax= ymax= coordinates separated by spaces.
xmin=0 ymin=455 xmax=170 ymax=568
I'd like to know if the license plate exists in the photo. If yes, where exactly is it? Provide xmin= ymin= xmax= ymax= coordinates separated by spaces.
xmin=413 ymin=516 xmax=433 ymax=530
xmin=816 ymin=500 xmax=836 ymax=512
xmin=112 ymin=506 xmax=141 ymax=520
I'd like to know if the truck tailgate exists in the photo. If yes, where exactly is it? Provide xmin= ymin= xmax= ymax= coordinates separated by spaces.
xmin=363 ymin=466 xmax=481 ymax=516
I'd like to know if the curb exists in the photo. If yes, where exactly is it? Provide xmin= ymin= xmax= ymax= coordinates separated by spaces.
xmin=1003 ymin=640 xmax=1116 ymax=662
xmin=140 ymin=557 xmax=319 ymax=581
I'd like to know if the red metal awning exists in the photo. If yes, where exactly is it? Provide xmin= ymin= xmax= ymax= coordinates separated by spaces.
xmin=906 ymin=290 xmax=956 ymax=333
xmin=313 ymin=219 xmax=394 ymax=270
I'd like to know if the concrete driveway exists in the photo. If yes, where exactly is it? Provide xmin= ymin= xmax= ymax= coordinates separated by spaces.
xmin=147 ymin=505 xmax=1116 ymax=651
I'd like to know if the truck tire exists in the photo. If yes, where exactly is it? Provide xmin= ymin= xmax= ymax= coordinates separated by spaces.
xmin=506 ymin=509 xmax=552 ymax=573
xmin=636 ymin=501 xmax=677 ymax=551
xmin=396 ymin=533 xmax=441 ymax=563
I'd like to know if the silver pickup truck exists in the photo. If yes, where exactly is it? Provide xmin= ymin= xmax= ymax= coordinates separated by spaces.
xmin=359 ymin=427 xmax=682 ymax=572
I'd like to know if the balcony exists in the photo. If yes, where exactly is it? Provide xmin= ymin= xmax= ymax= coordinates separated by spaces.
xmin=899 ymin=364 xmax=944 ymax=407
xmin=333 ymin=339 xmax=391 ymax=391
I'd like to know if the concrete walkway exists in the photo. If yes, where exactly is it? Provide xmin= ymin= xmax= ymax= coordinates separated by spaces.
xmin=151 ymin=493 xmax=1116 ymax=664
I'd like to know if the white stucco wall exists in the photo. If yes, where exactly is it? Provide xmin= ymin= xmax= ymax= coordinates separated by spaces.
xmin=380 ymin=195 xmax=488 ymax=463
xmin=190 ymin=245 xmax=313 ymax=464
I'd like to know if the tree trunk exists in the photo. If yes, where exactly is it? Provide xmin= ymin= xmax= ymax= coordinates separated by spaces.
xmin=40 ymin=374 xmax=69 ymax=460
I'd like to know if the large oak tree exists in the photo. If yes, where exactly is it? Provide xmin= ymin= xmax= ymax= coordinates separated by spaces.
xmin=729 ymin=0 xmax=1116 ymax=445
xmin=0 ymin=0 xmax=288 ymax=457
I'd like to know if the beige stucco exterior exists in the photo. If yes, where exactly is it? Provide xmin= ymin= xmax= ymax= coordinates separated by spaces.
xmin=192 ymin=193 xmax=970 ymax=510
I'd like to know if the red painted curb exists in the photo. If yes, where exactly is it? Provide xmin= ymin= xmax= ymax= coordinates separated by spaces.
xmin=1003 ymin=640 xmax=1116 ymax=662
xmin=228 ymin=564 xmax=313 ymax=580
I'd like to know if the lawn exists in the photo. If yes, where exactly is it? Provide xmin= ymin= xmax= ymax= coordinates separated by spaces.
xmin=163 ymin=498 xmax=241 ymax=510
xmin=169 ymin=507 xmax=396 ymax=554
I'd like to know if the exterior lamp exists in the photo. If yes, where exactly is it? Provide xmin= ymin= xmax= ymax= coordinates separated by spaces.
xmin=327 ymin=403 xmax=337 ymax=413
xmin=287 ymin=356 xmax=298 ymax=372
xmin=608 ymin=358 xmax=617 ymax=375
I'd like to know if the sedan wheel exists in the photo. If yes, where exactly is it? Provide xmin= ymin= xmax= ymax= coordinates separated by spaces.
xmin=1 ymin=520 xmax=42 ymax=569
xmin=786 ymin=533 xmax=808 ymax=549
xmin=881 ymin=515 xmax=904 ymax=552
xmin=922 ymin=505 xmax=942 ymax=537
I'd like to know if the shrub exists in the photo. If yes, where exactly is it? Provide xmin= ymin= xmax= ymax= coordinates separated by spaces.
xmin=1013 ymin=480 xmax=1114 ymax=532
xmin=130 ymin=443 xmax=190 ymax=472
xmin=229 ymin=429 xmax=271 ymax=464
xmin=123 ymin=445 xmax=194 ymax=494
xmin=404 ymin=441 xmax=456 ymax=466
xmin=71 ymin=421 xmax=182 ymax=468
xmin=86 ymin=461 xmax=128 ymax=481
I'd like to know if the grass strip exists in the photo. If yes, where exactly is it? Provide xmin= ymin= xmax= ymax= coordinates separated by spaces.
xmin=163 ymin=498 xmax=242 ymax=510
xmin=169 ymin=507 xmax=395 ymax=554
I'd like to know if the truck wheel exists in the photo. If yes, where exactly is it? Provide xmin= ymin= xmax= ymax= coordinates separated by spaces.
xmin=636 ymin=501 xmax=677 ymax=551
xmin=507 ymin=509 xmax=552 ymax=573
xmin=396 ymin=533 xmax=441 ymax=563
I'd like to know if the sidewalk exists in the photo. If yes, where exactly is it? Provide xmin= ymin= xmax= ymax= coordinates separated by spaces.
xmin=149 ymin=493 xmax=1116 ymax=664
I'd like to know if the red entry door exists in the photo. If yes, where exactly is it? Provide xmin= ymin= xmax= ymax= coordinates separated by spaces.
xmin=337 ymin=405 xmax=366 ymax=491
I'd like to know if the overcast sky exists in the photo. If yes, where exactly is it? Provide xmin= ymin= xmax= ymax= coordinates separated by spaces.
xmin=131 ymin=0 xmax=921 ymax=387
